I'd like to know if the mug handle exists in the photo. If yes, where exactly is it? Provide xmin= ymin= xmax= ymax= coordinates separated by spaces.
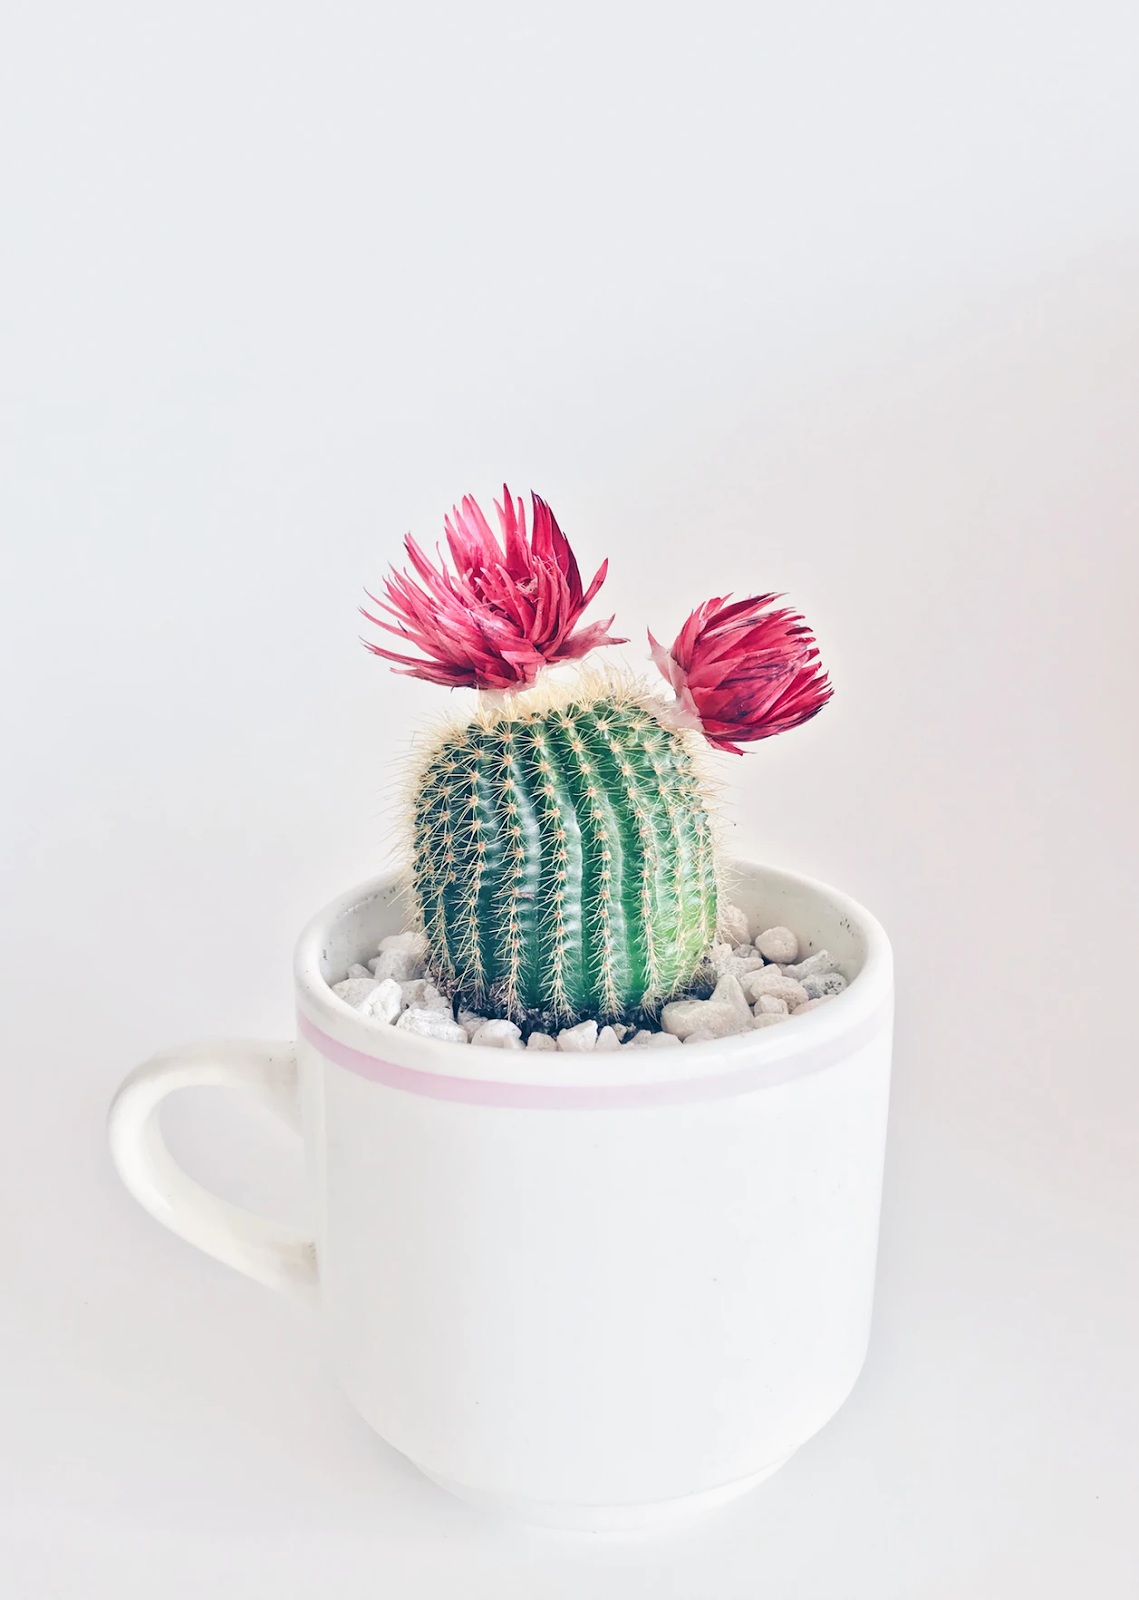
xmin=108 ymin=1038 xmax=319 ymax=1304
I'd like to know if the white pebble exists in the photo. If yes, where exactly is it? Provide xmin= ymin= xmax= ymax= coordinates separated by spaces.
xmin=399 ymin=979 xmax=449 ymax=1011
xmin=470 ymin=1019 xmax=523 ymax=1048
xmin=660 ymin=998 xmax=747 ymax=1041
xmin=755 ymin=926 xmax=799 ymax=963
xmin=595 ymin=1026 xmax=622 ymax=1052
xmin=611 ymin=1023 xmax=632 ymax=1041
xmin=457 ymin=1009 xmax=488 ymax=1032
xmin=791 ymin=997 xmax=833 ymax=1015
xmin=715 ymin=952 xmax=766 ymax=985
xmin=396 ymin=1007 xmax=468 ymax=1042
xmin=756 ymin=993 xmax=789 ymax=1015
xmin=752 ymin=1012 xmax=789 ymax=1029
xmin=331 ymin=978 xmax=381 ymax=1009
xmin=682 ymin=1028 xmax=717 ymax=1044
xmin=784 ymin=949 xmax=839 ymax=981
xmin=370 ymin=948 xmax=424 ymax=983
xmin=693 ymin=1003 xmax=742 ymax=1039
xmin=802 ymin=972 xmax=847 ymax=1000
xmin=363 ymin=977 xmax=403 ymax=1024
xmin=378 ymin=931 xmax=430 ymax=958
xmin=526 ymin=1031 xmax=558 ymax=1051
xmin=744 ymin=968 xmax=810 ymax=1008
xmin=558 ymin=1020 xmax=599 ymax=1052
xmin=717 ymin=903 xmax=751 ymax=947
xmin=660 ymin=998 xmax=713 ymax=1040
xmin=623 ymin=1029 xmax=682 ymax=1049
xmin=347 ymin=963 xmax=375 ymax=981
xmin=710 ymin=973 xmax=754 ymax=1026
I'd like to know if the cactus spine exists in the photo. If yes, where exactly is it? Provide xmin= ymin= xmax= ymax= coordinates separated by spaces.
xmin=411 ymin=683 xmax=717 ymax=1026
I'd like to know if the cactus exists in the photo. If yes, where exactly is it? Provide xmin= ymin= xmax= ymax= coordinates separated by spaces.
xmin=410 ymin=683 xmax=718 ymax=1026
xmin=364 ymin=486 xmax=831 ymax=1035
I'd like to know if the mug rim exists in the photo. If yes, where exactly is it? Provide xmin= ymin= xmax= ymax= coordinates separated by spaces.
xmin=293 ymin=858 xmax=894 ymax=1098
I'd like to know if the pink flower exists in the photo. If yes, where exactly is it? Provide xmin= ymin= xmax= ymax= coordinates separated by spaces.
xmin=362 ymin=488 xmax=625 ymax=691
xmin=649 ymin=594 xmax=832 ymax=754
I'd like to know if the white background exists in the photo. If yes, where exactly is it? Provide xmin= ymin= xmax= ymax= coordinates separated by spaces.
xmin=3 ymin=2 xmax=1138 ymax=1594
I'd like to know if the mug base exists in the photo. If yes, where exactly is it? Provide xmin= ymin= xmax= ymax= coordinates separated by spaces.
xmin=417 ymin=1453 xmax=796 ymax=1533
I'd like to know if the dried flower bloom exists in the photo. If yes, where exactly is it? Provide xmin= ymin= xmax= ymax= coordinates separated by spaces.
xmin=363 ymin=489 xmax=624 ymax=690
xmin=649 ymin=594 xmax=832 ymax=754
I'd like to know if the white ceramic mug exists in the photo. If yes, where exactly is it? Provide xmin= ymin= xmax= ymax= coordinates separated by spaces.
xmin=109 ymin=858 xmax=893 ymax=1532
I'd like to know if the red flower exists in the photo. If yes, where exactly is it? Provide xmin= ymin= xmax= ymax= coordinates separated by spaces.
xmin=362 ymin=488 xmax=625 ymax=691
xmin=649 ymin=595 xmax=832 ymax=754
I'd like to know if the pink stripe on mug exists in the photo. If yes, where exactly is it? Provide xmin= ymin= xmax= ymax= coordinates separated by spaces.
xmin=295 ymin=1000 xmax=892 ymax=1110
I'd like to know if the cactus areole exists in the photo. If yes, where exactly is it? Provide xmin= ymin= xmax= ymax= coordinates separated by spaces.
xmin=364 ymin=487 xmax=833 ymax=1029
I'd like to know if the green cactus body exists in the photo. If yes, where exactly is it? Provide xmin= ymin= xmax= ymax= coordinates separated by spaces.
xmin=410 ymin=683 xmax=718 ymax=1026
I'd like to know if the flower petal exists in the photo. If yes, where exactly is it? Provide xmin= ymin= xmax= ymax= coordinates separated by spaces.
xmin=649 ymin=595 xmax=831 ymax=750
xmin=363 ymin=488 xmax=622 ymax=690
